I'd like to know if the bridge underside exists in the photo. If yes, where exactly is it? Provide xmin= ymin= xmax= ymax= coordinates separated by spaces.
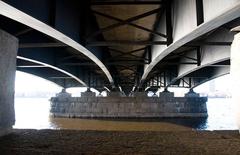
xmin=0 ymin=0 xmax=239 ymax=95
xmin=1 ymin=0 xmax=240 ymax=136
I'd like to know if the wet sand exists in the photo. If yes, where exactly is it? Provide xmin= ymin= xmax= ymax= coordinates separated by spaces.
xmin=0 ymin=129 xmax=240 ymax=155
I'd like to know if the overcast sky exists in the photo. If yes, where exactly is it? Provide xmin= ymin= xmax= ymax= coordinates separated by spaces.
xmin=15 ymin=71 xmax=230 ymax=96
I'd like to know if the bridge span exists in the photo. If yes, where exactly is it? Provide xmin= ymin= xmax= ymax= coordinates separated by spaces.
xmin=0 ymin=0 xmax=240 ymax=134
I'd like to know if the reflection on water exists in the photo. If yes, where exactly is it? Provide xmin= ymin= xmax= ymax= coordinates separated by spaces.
xmin=13 ymin=98 xmax=238 ymax=131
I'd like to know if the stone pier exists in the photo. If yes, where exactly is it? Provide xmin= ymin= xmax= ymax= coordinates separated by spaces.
xmin=0 ymin=29 xmax=18 ymax=136
xmin=50 ymin=90 xmax=208 ymax=118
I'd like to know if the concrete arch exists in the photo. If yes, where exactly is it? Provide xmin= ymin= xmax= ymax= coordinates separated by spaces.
xmin=168 ymin=58 xmax=230 ymax=87
xmin=17 ymin=56 xmax=87 ymax=86
xmin=141 ymin=2 xmax=240 ymax=82
xmin=0 ymin=1 xmax=114 ymax=86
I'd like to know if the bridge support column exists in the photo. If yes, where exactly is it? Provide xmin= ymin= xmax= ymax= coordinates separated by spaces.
xmin=81 ymin=88 xmax=96 ymax=97
xmin=185 ymin=89 xmax=200 ymax=97
xmin=0 ymin=29 xmax=18 ymax=136
xmin=56 ymin=88 xmax=72 ymax=98
xmin=231 ymin=29 xmax=240 ymax=130
xmin=159 ymin=88 xmax=174 ymax=98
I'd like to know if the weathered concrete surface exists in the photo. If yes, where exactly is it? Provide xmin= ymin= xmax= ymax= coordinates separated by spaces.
xmin=172 ymin=0 xmax=197 ymax=41
xmin=0 ymin=29 xmax=18 ymax=136
xmin=107 ymin=91 xmax=125 ymax=97
xmin=131 ymin=92 xmax=148 ymax=97
xmin=203 ymin=0 xmax=240 ymax=22
xmin=177 ymin=28 xmax=232 ymax=80
xmin=50 ymin=93 xmax=207 ymax=118
xmin=231 ymin=31 xmax=240 ymax=130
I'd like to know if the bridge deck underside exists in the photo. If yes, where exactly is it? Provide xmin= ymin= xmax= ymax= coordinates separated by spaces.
xmin=0 ymin=0 xmax=239 ymax=94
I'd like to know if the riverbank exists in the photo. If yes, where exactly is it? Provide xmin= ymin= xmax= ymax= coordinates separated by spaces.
xmin=0 ymin=129 xmax=240 ymax=155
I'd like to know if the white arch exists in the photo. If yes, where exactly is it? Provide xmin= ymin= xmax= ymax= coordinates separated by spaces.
xmin=141 ymin=2 xmax=240 ymax=82
xmin=168 ymin=58 xmax=229 ymax=87
xmin=0 ymin=1 xmax=113 ymax=86
xmin=17 ymin=56 xmax=87 ymax=86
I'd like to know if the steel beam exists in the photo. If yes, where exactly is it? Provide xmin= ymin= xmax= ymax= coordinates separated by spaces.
xmin=14 ymin=28 xmax=33 ymax=37
xmin=166 ymin=0 xmax=173 ymax=45
xmin=92 ymin=10 xmax=167 ymax=38
xmin=186 ymin=41 xmax=232 ymax=46
xmin=196 ymin=0 xmax=204 ymax=26
xmin=87 ymin=41 xmax=168 ymax=46
xmin=49 ymin=77 xmax=73 ymax=79
xmin=19 ymin=42 xmax=68 ymax=48
xmin=61 ymin=61 xmax=149 ymax=66
xmin=49 ymin=0 xmax=56 ymax=27
xmin=109 ymin=47 xmax=146 ymax=58
xmin=197 ymin=47 xmax=201 ymax=66
xmin=87 ymin=8 xmax=162 ymax=39
xmin=107 ymin=48 xmax=149 ymax=61
xmin=91 ymin=1 xmax=163 ymax=5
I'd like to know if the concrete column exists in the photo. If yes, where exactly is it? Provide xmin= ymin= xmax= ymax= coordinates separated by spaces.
xmin=231 ymin=29 xmax=240 ymax=130
xmin=0 ymin=29 xmax=18 ymax=136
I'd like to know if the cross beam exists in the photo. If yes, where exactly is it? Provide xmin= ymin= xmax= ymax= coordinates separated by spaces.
xmin=92 ymin=10 xmax=167 ymax=38
xmin=19 ymin=42 xmax=68 ymax=48
xmin=87 ymin=40 xmax=167 ymax=46
xmin=61 ymin=61 xmax=149 ymax=66
xmin=14 ymin=28 xmax=33 ymax=37
xmin=186 ymin=41 xmax=232 ymax=46
xmin=91 ymin=1 xmax=163 ymax=5
xmin=87 ymin=8 xmax=162 ymax=39
xmin=107 ymin=47 xmax=149 ymax=61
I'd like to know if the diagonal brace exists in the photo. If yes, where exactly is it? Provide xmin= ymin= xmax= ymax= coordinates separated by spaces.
xmin=87 ymin=8 xmax=162 ymax=39
xmin=92 ymin=10 xmax=167 ymax=38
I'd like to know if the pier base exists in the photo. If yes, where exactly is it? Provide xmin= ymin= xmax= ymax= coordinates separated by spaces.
xmin=0 ymin=29 xmax=18 ymax=136
xmin=132 ymin=92 xmax=148 ymax=97
xmin=50 ymin=91 xmax=208 ymax=118
xmin=107 ymin=91 xmax=125 ymax=97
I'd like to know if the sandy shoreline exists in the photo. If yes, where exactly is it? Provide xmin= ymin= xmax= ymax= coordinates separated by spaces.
xmin=0 ymin=129 xmax=240 ymax=155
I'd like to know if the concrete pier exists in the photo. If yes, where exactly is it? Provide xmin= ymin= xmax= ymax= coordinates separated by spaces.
xmin=0 ymin=29 xmax=18 ymax=136
xmin=231 ymin=27 xmax=240 ymax=130
xmin=50 ymin=90 xmax=208 ymax=118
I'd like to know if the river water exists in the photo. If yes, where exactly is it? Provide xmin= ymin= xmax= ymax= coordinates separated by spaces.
xmin=13 ymin=98 xmax=238 ymax=131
